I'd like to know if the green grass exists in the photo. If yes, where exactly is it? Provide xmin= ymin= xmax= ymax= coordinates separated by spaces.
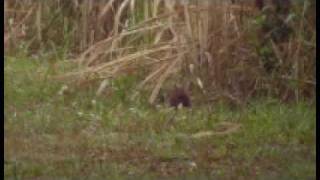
xmin=4 ymin=57 xmax=316 ymax=180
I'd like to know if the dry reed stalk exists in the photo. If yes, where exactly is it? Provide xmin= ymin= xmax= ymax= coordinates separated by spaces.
xmin=98 ymin=0 xmax=116 ymax=21
xmin=113 ymin=0 xmax=130 ymax=36
xmin=292 ymin=1 xmax=309 ymax=101
xmin=149 ymin=52 xmax=185 ymax=104
xmin=61 ymin=43 xmax=177 ymax=80
xmin=191 ymin=122 xmax=242 ymax=139
xmin=77 ymin=23 xmax=168 ymax=65
xmin=4 ymin=6 xmax=35 ymax=47
xmin=137 ymin=63 xmax=170 ymax=90
xmin=36 ymin=3 xmax=42 ymax=44
xmin=152 ymin=0 xmax=162 ymax=18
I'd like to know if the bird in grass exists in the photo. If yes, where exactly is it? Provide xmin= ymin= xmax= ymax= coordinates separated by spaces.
xmin=168 ymin=86 xmax=191 ymax=109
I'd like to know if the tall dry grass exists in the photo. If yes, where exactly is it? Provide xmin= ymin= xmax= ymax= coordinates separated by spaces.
xmin=4 ymin=0 xmax=316 ymax=106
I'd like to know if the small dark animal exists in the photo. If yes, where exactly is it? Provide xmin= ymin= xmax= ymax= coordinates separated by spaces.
xmin=169 ymin=87 xmax=191 ymax=108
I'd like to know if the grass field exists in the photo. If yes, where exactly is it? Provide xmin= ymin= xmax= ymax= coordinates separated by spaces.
xmin=4 ymin=57 xmax=316 ymax=179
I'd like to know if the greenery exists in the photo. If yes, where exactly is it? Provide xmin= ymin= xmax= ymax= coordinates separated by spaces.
xmin=5 ymin=1 xmax=315 ymax=179
xmin=4 ymin=58 xmax=315 ymax=179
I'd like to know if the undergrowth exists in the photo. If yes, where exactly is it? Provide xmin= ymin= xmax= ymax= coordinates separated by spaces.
xmin=4 ymin=57 xmax=315 ymax=180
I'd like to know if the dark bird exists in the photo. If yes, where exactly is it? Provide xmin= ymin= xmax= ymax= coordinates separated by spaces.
xmin=169 ymin=87 xmax=191 ymax=108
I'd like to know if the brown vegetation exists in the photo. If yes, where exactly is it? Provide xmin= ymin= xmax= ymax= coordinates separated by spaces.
xmin=4 ymin=0 xmax=315 ymax=106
